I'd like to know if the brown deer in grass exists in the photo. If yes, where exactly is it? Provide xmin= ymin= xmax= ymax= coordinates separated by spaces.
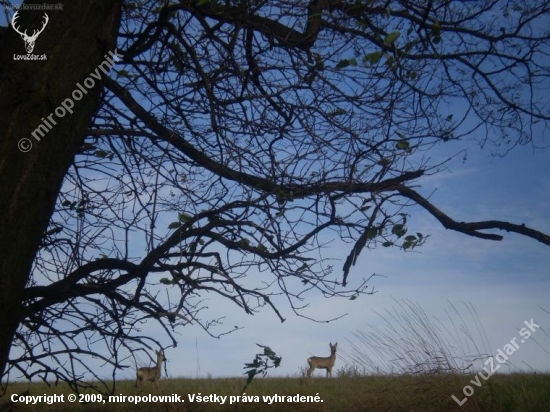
xmin=306 ymin=342 xmax=337 ymax=377
xmin=135 ymin=350 xmax=165 ymax=387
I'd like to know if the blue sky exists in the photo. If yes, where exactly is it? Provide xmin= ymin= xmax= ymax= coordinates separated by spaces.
xmin=122 ymin=140 xmax=550 ymax=380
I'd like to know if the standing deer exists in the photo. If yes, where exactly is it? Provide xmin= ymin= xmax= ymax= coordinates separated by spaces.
xmin=135 ymin=350 xmax=165 ymax=387
xmin=306 ymin=342 xmax=337 ymax=377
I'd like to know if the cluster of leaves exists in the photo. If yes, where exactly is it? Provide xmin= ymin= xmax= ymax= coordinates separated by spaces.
xmin=242 ymin=344 xmax=282 ymax=394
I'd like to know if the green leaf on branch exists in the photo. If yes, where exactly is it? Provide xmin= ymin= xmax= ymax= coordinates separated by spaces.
xmin=392 ymin=224 xmax=407 ymax=238
xmin=365 ymin=228 xmax=378 ymax=239
xmin=94 ymin=150 xmax=108 ymax=158
xmin=178 ymin=212 xmax=192 ymax=223
xmin=45 ymin=226 xmax=63 ymax=236
xmin=115 ymin=69 xmax=131 ymax=79
xmin=432 ymin=20 xmax=441 ymax=36
xmin=363 ymin=51 xmax=383 ymax=65
xmin=238 ymin=238 xmax=251 ymax=247
xmin=396 ymin=140 xmax=410 ymax=150
xmin=326 ymin=108 xmax=347 ymax=117
xmin=335 ymin=58 xmax=357 ymax=69
xmin=384 ymin=31 xmax=400 ymax=45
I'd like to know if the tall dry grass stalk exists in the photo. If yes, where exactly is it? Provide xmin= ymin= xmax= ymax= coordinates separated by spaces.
xmin=340 ymin=299 xmax=493 ymax=375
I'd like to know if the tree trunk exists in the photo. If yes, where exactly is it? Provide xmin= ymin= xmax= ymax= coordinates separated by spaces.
xmin=0 ymin=0 xmax=122 ymax=378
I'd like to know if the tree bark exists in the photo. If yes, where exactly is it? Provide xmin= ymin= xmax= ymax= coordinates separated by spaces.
xmin=0 ymin=0 xmax=122 ymax=378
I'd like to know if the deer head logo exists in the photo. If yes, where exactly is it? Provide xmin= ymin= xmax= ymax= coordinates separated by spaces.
xmin=11 ymin=11 xmax=49 ymax=54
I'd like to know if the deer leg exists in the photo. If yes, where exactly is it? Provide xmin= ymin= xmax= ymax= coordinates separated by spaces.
xmin=306 ymin=362 xmax=314 ymax=377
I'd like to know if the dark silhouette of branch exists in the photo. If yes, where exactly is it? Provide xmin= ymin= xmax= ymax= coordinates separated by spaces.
xmin=397 ymin=186 xmax=550 ymax=245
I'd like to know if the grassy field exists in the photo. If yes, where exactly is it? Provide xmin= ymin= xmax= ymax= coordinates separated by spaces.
xmin=2 ymin=373 xmax=550 ymax=412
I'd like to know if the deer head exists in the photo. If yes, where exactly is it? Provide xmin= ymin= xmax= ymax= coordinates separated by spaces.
xmin=11 ymin=11 xmax=49 ymax=54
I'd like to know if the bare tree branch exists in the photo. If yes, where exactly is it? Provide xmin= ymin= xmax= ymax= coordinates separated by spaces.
xmin=397 ymin=186 xmax=550 ymax=245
